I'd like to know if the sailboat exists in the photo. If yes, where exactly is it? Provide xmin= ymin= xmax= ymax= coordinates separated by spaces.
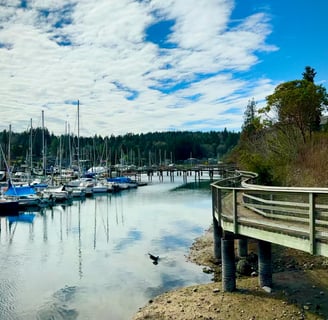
xmin=4 ymin=180 xmax=41 ymax=207
xmin=0 ymin=143 xmax=20 ymax=216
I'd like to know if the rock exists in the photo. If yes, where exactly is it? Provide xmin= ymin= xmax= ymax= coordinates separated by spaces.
xmin=236 ymin=258 xmax=252 ymax=276
xmin=212 ymin=288 xmax=220 ymax=293
xmin=262 ymin=286 xmax=272 ymax=293
xmin=246 ymin=252 xmax=258 ymax=264
xmin=202 ymin=267 xmax=213 ymax=274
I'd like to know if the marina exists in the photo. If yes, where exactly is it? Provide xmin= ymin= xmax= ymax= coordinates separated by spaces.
xmin=0 ymin=173 xmax=213 ymax=320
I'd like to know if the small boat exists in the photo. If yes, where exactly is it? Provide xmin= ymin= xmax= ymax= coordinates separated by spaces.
xmin=42 ymin=185 xmax=71 ymax=202
xmin=65 ymin=186 xmax=86 ymax=198
xmin=92 ymin=181 xmax=109 ymax=193
xmin=107 ymin=177 xmax=138 ymax=190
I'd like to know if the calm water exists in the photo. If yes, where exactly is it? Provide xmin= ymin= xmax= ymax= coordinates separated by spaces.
xmin=0 ymin=174 xmax=213 ymax=320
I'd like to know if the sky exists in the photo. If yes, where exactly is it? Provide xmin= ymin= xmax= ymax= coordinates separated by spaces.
xmin=0 ymin=0 xmax=327 ymax=137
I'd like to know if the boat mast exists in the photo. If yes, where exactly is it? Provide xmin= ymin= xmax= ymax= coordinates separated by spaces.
xmin=30 ymin=118 xmax=33 ymax=177
xmin=77 ymin=100 xmax=80 ymax=175
xmin=42 ymin=110 xmax=46 ymax=177
xmin=68 ymin=122 xmax=72 ymax=168
xmin=8 ymin=124 xmax=11 ymax=174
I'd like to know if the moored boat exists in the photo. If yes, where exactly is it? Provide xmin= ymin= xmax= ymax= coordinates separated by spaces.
xmin=3 ymin=181 xmax=41 ymax=208
xmin=107 ymin=176 xmax=138 ymax=190
xmin=42 ymin=185 xmax=71 ymax=202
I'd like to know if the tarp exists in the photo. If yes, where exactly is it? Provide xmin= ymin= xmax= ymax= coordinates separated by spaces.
xmin=4 ymin=181 xmax=36 ymax=196
xmin=107 ymin=176 xmax=132 ymax=183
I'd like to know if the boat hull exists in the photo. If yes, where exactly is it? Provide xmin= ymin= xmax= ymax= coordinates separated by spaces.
xmin=0 ymin=200 xmax=20 ymax=216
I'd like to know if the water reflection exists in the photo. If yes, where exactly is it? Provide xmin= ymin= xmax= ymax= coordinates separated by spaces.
xmin=0 ymin=175 xmax=213 ymax=319
xmin=36 ymin=286 xmax=79 ymax=320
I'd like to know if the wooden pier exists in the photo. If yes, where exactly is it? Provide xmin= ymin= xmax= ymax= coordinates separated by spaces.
xmin=211 ymin=170 xmax=328 ymax=292
xmin=115 ymin=163 xmax=237 ymax=183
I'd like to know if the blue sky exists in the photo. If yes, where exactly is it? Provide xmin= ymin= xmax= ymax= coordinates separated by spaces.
xmin=0 ymin=0 xmax=327 ymax=137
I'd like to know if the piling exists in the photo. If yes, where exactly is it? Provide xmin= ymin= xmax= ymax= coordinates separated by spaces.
xmin=209 ymin=170 xmax=214 ymax=181
xmin=237 ymin=238 xmax=248 ymax=258
xmin=212 ymin=216 xmax=222 ymax=261
xmin=221 ymin=238 xmax=236 ymax=292
xmin=258 ymin=240 xmax=272 ymax=288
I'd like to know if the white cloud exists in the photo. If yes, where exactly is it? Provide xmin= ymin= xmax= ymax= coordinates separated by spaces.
xmin=0 ymin=0 xmax=277 ymax=136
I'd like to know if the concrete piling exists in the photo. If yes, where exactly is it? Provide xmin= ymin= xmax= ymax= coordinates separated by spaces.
xmin=212 ymin=216 xmax=222 ymax=261
xmin=258 ymin=240 xmax=272 ymax=288
xmin=221 ymin=238 xmax=236 ymax=292
xmin=237 ymin=238 xmax=248 ymax=258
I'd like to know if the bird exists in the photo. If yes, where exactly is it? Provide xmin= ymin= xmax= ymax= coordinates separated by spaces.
xmin=148 ymin=253 xmax=159 ymax=265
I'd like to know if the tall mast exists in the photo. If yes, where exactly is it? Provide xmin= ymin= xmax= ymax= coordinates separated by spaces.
xmin=68 ymin=122 xmax=72 ymax=168
xmin=77 ymin=100 xmax=80 ymax=174
xmin=30 ymin=118 xmax=33 ymax=176
xmin=59 ymin=134 xmax=62 ymax=175
xmin=42 ymin=110 xmax=45 ymax=176
xmin=8 ymin=124 xmax=11 ymax=173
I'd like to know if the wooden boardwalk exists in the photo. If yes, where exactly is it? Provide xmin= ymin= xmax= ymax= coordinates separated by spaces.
xmin=211 ymin=171 xmax=328 ymax=258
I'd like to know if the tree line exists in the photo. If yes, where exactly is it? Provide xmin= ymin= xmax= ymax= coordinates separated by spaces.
xmin=0 ymin=128 xmax=240 ymax=171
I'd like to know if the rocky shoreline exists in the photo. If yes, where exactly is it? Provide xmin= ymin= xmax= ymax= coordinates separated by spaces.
xmin=133 ymin=226 xmax=328 ymax=320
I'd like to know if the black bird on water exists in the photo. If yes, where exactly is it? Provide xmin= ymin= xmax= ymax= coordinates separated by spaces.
xmin=148 ymin=253 xmax=159 ymax=265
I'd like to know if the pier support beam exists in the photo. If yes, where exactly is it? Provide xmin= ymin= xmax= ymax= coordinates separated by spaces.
xmin=212 ymin=217 xmax=222 ymax=262
xmin=221 ymin=236 xmax=236 ymax=292
xmin=237 ymin=238 xmax=248 ymax=258
xmin=258 ymin=240 xmax=272 ymax=288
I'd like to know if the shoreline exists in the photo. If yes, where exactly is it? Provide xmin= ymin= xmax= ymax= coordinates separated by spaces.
xmin=133 ymin=226 xmax=328 ymax=320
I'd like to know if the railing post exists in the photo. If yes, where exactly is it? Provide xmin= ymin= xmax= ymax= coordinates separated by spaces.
xmin=309 ymin=192 xmax=315 ymax=255
xmin=232 ymin=189 xmax=238 ymax=234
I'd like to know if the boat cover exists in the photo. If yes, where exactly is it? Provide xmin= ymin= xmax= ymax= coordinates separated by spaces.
xmin=4 ymin=181 xmax=36 ymax=196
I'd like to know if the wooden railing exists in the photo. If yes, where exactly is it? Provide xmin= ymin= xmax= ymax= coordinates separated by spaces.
xmin=211 ymin=171 xmax=328 ymax=257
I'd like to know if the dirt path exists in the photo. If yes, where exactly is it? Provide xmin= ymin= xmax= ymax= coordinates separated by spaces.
xmin=133 ymin=227 xmax=328 ymax=320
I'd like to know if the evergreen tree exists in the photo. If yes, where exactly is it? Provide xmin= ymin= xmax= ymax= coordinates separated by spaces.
xmin=302 ymin=66 xmax=317 ymax=83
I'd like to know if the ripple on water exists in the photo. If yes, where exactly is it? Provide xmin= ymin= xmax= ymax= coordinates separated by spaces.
xmin=0 ymin=279 xmax=18 ymax=320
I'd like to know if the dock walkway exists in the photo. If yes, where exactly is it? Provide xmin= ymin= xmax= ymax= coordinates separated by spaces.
xmin=211 ymin=171 xmax=328 ymax=291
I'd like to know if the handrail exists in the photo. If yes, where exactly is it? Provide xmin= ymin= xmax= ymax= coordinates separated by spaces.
xmin=211 ymin=171 xmax=328 ymax=258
